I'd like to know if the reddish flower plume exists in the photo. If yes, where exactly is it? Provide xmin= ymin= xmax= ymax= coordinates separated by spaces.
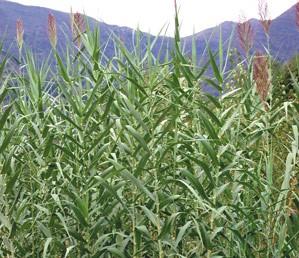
xmin=237 ymin=14 xmax=254 ymax=54
xmin=174 ymin=0 xmax=177 ymax=11
xmin=71 ymin=11 xmax=85 ymax=46
xmin=48 ymin=13 xmax=57 ymax=48
xmin=16 ymin=18 xmax=24 ymax=49
xmin=296 ymin=1 xmax=299 ymax=29
xmin=253 ymin=52 xmax=270 ymax=108
xmin=258 ymin=0 xmax=272 ymax=35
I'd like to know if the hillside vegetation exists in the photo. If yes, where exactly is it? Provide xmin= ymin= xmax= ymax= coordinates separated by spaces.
xmin=0 ymin=3 xmax=299 ymax=258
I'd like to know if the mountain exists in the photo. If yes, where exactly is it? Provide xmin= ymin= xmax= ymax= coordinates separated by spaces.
xmin=183 ymin=4 xmax=299 ymax=62
xmin=0 ymin=0 xmax=299 ymax=64
xmin=0 ymin=0 xmax=172 ymax=62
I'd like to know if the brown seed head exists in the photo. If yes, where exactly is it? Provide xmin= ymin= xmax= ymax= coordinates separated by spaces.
xmin=48 ymin=13 xmax=57 ymax=48
xmin=237 ymin=14 xmax=254 ymax=54
xmin=16 ymin=18 xmax=24 ymax=49
xmin=296 ymin=1 xmax=299 ymax=29
xmin=253 ymin=52 xmax=270 ymax=108
xmin=71 ymin=11 xmax=85 ymax=46
xmin=258 ymin=0 xmax=272 ymax=35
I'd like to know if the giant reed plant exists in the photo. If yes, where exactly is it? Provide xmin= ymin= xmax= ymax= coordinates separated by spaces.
xmin=0 ymin=3 xmax=298 ymax=257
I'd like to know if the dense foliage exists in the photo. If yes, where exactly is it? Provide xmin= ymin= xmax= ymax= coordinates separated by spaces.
xmin=0 ymin=17 xmax=299 ymax=258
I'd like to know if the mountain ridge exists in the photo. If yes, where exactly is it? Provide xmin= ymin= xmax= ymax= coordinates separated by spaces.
xmin=1 ymin=0 xmax=299 ymax=62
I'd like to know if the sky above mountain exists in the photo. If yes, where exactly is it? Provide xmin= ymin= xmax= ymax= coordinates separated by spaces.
xmin=5 ymin=0 xmax=298 ymax=36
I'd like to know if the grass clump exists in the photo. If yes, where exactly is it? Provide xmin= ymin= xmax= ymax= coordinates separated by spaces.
xmin=0 ymin=10 xmax=298 ymax=258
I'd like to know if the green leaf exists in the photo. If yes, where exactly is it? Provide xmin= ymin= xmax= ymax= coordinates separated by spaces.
xmin=0 ymin=122 xmax=16 ymax=154
xmin=140 ymin=205 xmax=159 ymax=228
xmin=182 ymin=170 xmax=212 ymax=204
xmin=120 ymin=171 xmax=154 ymax=201
xmin=208 ymin=48 xmax=223 ymax=84
xmin=125 ymin=125 xmax=150 ymax=152
xmin=0 ymin=211 xmax=11 ymax=231
xmin=106 ymin=246 xmax=126 ymax=258
xmin=0 ymin=105 xmax=12 ymax=131
xmin=42 ymin=237 xmax=52 ymax=258
xmin=175 ymin=221 xmax=192 ymax=248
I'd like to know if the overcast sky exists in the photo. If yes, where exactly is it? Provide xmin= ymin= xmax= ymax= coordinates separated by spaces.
xmin=7 ymin=0 xmax=298 ymax=36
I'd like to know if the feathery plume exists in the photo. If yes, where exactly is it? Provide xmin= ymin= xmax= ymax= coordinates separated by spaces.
xmin=253 ymin=52 xmax=270 ymax=108
xmin=71 ymin=11 xmax=85 ymax=46
xmin=48 ymin=13 xmax=57 ymax=48
xmin=16 ymin=18 xmax=24 ymax=49
xmin=237 ymin=14 xmax=254 ymax=54
xmin=258 ymin=0 xmax=272 ymax=35
xmin=296 ymin=1 xmax=299 ymax=29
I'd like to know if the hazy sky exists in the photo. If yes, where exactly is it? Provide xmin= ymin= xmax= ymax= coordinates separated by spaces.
xmin=7 ymin=0 xmax=298 ymax=36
